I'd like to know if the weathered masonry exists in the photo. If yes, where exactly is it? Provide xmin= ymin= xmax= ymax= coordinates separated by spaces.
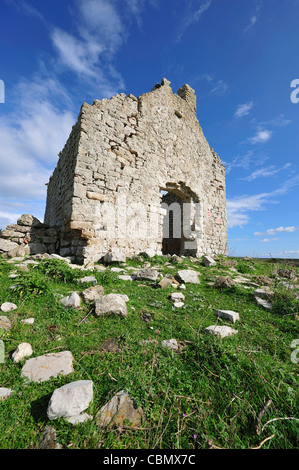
xmin=43 ymin=78 xmax=228 ymax=264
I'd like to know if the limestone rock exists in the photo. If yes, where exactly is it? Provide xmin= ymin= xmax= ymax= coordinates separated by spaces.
xmin=104 ymin=250 xmax=126 ymax=264
xmin=81 ymin=285 xmax=104 ymax=303
xmin=47 ymin=380 xmax=93 ymax=421
xmin=0 ymin=388 xmax=13 ymax=400
xmin=60 ymin=292 xmax=81 ymax=308
xmin=20 ymin=317 xmax=35 ymax=324
xmin=277 ymin=269 xmax=296 ymax=280
xmin=215 ymin=310 xmax=240 ymax=323
xmin=76 ymin=276 xmax=97 ymax=285
xmin=96 ymin=390 xmax=143 ymax=429
xmin=204 ymin=325 xmax=238 ymax=338
xmin=21 ymin=351 xmax=74 ymax=383
xmin=161 ymin=338 xmax=178 ymax=350
xmin=157 ymin=277 xmax=173 ymax=289
xmin=1 ymin=302 xmax=17 ymax=312
xmin=170 ymin=292 xmax=185 ymax=302
xmin=0 ymin=316 xmax=11 ymax=330
xmin=135 ymin=268 xmax=159 ymax=281
xmin=38 ymin=425 xmax=62 ymax=449
xmin=254 ymin=288 xmax=273 ymax=310
xmin=11 ymin=342 xmax=33 ymax=363
xmin=176 ymin=270 xmax=200 ymax=284
xmin=17 ymin=214 xmax=42 ymax=227
xmin=173 ymin=302 xmax=184 ymax=308
xmin=214 ymin=276 xmax=235 ymax=289
xmin=95 ymin=293 xmax=128 ymax=317
xmin=202 ymin=255 xmax=216 ymax=267
xmin=0 ymin=239 xmax=19 ymax=254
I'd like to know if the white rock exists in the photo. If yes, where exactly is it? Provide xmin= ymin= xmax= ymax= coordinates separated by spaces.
xmin=60 ymin=292 xmax=81 ymax=308
xmin=66 ymin=413 xmax=93 ymax=425
xmin=95 ymin=293 xmax=128 ymax=317
xmin=21 ymin=317 xmax=35 ymax=324
xmin=204 ymin=325 xmax=238 ymax=338
xmin=202 ymin=255 xmax=216 ymax=267
xmin=118 ymin=275 xmax=133 ymax=281
xmin=0 ymin=388 xmax=13 ymax=400
xmin=47 ymin=380 xmax=93 ymax=421
xmin=76 ymin=276 xmax=97 ymax=285
xmin=215 ymin=310 xmax=240 ymax=323
xmin=170 ymin=292 xmax=185 ymax=301
xmin=1 ymin=302 xmax=17 ymax=312
xmin=176 ymin=270 xmax=200 ymax=284
xmin=11 ymin=342 xmax=33 ymax=363
xmin=179 ymin=284 xmax=186 ymax=290
xmin=21 ymin=351 xmax=74 ymax=383
xmin=161 ymin=339 xmax=178 ymax=350
xmin=173 ymin=302 xmax=184 ymax=308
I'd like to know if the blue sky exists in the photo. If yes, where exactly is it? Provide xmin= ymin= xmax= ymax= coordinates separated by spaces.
xmin=0 ymin=0 xmax=298 ymax=258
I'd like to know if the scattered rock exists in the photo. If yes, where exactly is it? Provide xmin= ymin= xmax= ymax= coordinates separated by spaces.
xmin=0 ymin=316 xmax=11 ymax=331
xmin=81 ymin=285 xmax=104 ymax=303
xmin=38 ymin=425 xmax=62 ymax=449
xmin=60 ymin=292 xmax=81 ymax=308
xmin=20 ymin=317 xmax=35 ymax=325
xmin=0 ymin=388 xmax=13 ymax=400
xmin=173 ymin=302 xmax=184 ymax=308
xmin=202 ymin=255 xmax=216 ymax=267
xmin=76 ymin=276 xmax=97 ymax=285
xmin=135 ymin=268 xmax=159 ymax=281
xmin=11 ymin=342 xmax=33 ymax=363
xmin=95 ymin=293 xmax=128 ymax=317
xmin=179 ymin=283 xmax=186 ymax=290
xmin=277 ymin=269 xmax=296 ymax=280
xmin=47 ymin=380 xmax=93 ymax=423
xmin=157 ymin=277 xmax=173 ymax=289
xmin=21 ymin=351 xmax=74 ymax=383
xmin=141 ymin=312 xmax=153 ymax=323
xmin=118 ymin=275 xmax=134 ymax=281
xmin=214 ymin=276 xmax=235 ymax=289
xmin=104 ymin=250 xmax=126 ymax=264
xmin=1 ymin=302 xmax=17 ymax=312
xmin=176 ymin=270 xmax=200 ymax=284
xmin=101 ymin=338 xmax=121 ymax=353
xmin=253 ymin=275 xmax=273 ymax=286
xmin=110 ymin=267 xmax=125 ymax=273
xmin=170 ymin=292 xmax=185 ymax=302
xmin=204 ymin=325 xmax=238 ymax=338
xmin=215 ymin=310 xmax=240 ymax=323
xmin=96 ymin=390 xmax=143 ymax=429
xmin=254 ymin=288 xmax=273 ymax=310
xmin=170 ymin=254 xmax=183 ymax=263
xmin=161 ymin=339 xmax=178 ymax=350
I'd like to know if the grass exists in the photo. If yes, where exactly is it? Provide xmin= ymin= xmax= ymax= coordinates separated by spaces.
xmin=0 ymin=254 xmax=298 ymax=450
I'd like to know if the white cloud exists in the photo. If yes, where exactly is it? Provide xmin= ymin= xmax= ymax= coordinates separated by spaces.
xmin=261 ymin=237 xmax=279 ymax=243
xmin=210 ymin=79 xmax=228 ymax=97
xmin=227 ymin=174 xmax=299 ymax=228
xmin=0 ymin=77 xmax=75 ymax=223
xmin=248 ymin=129 xmax=272 ymax=144
xmin=254 ymin=226 xmax=296 ymax=236
xmin=176 ymin=0 xmax=213 ymax=42
xmin=234 ymin=101 xmax=254 ymax=118
xmin=243 ymin=163 xmax=291 ymax=182
xmin=244 ymin=0 xmax=262 ymax=32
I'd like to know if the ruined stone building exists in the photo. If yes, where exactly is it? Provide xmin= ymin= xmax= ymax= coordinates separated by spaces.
xmin=0 ymin=78 xmax=228 ymax=264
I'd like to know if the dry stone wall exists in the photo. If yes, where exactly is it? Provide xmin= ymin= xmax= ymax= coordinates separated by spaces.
xmin=0 ymin=78 xmax=228 ymax=264
xmin=43 ymin=78 xmax=228 ymax=264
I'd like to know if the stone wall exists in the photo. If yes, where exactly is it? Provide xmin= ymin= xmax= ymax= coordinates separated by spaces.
xmin=40 ymin=78 xmax=228 ymax=264
xmin=0 ymin=79 xmax=227 ymax=264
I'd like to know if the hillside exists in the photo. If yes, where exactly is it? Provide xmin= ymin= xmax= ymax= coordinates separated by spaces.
xmin=0 ymin=253 xmax=298 ymax=450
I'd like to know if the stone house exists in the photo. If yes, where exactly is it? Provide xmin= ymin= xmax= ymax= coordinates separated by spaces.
xmin=0 ymin=78 xmax=228 ymax=264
